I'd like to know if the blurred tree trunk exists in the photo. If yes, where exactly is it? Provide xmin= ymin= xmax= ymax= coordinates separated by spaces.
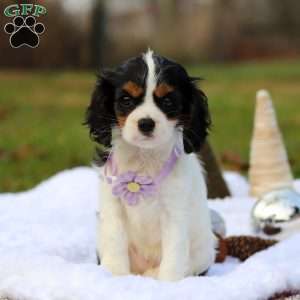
xmin=90 ymin=0 xmax=107 ymax=69
xmin=156 ymin=0 xmax=179 ymax=53
xmin=210 ymin=0 xmax=239 ymax=61
xmin=198 ymin=142 xmax=231 ymax=199
xmin=158 ymin=0 xmax=177 ymax=24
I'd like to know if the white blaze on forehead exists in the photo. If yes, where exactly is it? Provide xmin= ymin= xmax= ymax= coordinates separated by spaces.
xmin=143 ymin=49 xmax=157 ymax=104
xmin=122 ymin=50 xmax=176 ymax=148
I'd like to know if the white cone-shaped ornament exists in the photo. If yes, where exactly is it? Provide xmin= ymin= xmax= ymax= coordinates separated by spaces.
xmin=249 ymin=90 xmax=293 ymax=197
xmin=250 ymin=90 xmax=300 ymax=239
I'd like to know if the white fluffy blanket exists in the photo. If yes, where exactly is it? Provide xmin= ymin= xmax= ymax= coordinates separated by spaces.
xmin=0 ymin=168 xmax=299 ymax=300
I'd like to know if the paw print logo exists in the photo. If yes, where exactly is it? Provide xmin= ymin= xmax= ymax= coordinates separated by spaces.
xmin=4 ymin=16 xmax=45 ymax=48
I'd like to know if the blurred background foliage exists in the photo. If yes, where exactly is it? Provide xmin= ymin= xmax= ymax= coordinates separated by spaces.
xmin=1 ymin=0 xmax=300 ymax=68
xmin=0 ymin=0 xmax=300 ymax=191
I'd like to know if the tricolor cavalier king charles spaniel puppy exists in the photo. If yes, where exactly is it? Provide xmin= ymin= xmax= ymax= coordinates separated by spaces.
xmin=85 ymin=50 xmax=216 ymax=281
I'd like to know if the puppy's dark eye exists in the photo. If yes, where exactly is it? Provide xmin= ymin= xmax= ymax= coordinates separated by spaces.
xmin=162 ymin=97 xmax=173 ymax=108
xmin=120 ymin=96 xmax=133 ymax=108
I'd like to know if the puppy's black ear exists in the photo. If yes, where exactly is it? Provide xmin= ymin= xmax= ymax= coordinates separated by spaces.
xmin=182 ymin=81 xmax=211 ymax=154
xmin=85 ymin=70 xmax=116 ymax=148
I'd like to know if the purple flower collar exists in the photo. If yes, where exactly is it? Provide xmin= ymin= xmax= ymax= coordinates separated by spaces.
xmin=103 ymin=144 xmax=182 ymax=206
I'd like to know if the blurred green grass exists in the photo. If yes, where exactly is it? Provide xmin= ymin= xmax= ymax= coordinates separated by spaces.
xmin=1 ymin=60 xmax=300 ymax=192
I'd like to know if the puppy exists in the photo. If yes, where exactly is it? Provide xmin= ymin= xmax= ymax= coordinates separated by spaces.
xmin=86 ymin=50 xmax=216 ymax=281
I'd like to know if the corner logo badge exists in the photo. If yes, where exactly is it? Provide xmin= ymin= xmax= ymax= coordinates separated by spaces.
xmin=3 ymin=4 xmax=47 ymax=48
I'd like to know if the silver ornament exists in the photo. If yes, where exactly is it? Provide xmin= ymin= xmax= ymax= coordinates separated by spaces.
xmin=210 ymin=209 xmax=226 ymax=238
xmin=252 ymin=188 xmax=300 ymax=238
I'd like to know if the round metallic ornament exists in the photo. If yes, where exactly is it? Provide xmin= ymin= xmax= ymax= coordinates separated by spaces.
xmin=252 ymin=188 xmax=300 ymax=239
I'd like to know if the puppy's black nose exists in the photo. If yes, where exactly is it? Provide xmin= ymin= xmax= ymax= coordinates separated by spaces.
xmin=138 ymin=118 xmax=155 ymax=135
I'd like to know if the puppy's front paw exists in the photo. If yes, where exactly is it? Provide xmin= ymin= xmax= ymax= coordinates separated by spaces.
xmin=143 ymin=267 xmax=159 ymax=279
xmin=158 ymin=268 xmax=185 ymax=281
xmin=101 ymin=258 xmax=130 ymax=276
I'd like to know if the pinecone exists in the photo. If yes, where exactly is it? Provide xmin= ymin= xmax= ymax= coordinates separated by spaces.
xmin=268 ymin=290 xmax=300 ymax=300
xmin=224 ymin=235 xmax=277 ymax=261
xmin=215 ymin=234 xmax=227 ymax=263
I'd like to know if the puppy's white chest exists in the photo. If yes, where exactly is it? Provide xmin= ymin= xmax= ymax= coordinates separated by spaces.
xmin=124 ymin=197 xmax=161 ymax=245
xmin=122 ymin=197 xmax=163 ymax=274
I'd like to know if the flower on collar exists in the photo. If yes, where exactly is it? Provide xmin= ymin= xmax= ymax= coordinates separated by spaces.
xmin=112 ymin=171 xmax=157 ymax=205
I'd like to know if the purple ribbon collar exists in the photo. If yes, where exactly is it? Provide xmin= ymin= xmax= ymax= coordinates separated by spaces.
xmin=104 ymin=144 xmax=182 ymax=206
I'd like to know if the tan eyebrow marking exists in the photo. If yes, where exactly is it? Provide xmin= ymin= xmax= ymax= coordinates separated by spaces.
xmin=154 ymin=83 xmax=174 ymax=98
xmin=117 ymin=116 xmax=127 ymax=128
xmin=122 ymin=81 xmax=143 ymax=98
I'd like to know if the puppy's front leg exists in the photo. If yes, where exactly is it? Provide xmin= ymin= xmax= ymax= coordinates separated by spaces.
xmin=158 ymin=211 xmax=189 ymax=281
xmin=97 ymin=184 xmax=129 ymax=276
